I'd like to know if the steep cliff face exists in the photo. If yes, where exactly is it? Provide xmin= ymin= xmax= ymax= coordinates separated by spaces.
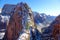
xmin=43 ymin=15 xmax=60 ymax=40
xmin=1 ymin=2 xmax=57 ymax=40
xmin=51 ymin=15 xmax=60 ymax=40
xmin=33 ymin=12 xmax=56 ymax=32
xmin=6 ymin=6 xmax=23 ymax=40
xmin=2 ymin=2 xmax=35 ymax=40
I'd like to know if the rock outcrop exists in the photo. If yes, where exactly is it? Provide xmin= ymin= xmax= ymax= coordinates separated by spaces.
xmin=2 ymin=4 xmax=16 ymax=16
xmin=51 ymin=15 xmax=60 ymax=40
xmin=2 ymin=2 xmax=36 ymax=40
xmin=33 ymin=12 xmax=56 ymax=32
xmin=1 ymin=2 xmax=57 ymax=40
xmin=42 ymin=15 xmax=60 ymax=40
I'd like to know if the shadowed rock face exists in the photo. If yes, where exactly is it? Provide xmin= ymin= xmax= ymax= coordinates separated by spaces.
xmin=51 ymin=15 xmax=60 ymax=40
xmin=3 ymin=4 xmax=23 ymax=40
xmin=2 ymin=4 xmax=16 ymax=16
xmin=30 ymin=27 xmax=42 ymax=40
xmin=0 ymin=16 xmax=7 ymax=31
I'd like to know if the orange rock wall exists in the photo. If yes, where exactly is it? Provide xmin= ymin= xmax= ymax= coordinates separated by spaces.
xmin=6 ymin=5 xmax=23 ymax=40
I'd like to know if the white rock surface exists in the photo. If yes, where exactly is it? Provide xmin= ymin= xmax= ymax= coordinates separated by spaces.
xmin=0 ymin=8 xmax=2 ymax=13
xmin=0 ymin=32 xmax=5 ymax=39
xmin=18 ymin=33 xmax=30 ymax=40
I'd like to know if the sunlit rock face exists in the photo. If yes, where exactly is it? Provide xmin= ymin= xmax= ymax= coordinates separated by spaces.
xmin=0 ymin=32 xmax=5 ymax=39
xmin=0 ymin=2 xmax=57 ymax=40
xmin=2 ymin=2 xmax=35 ymax=40
xmin=33 ymin=12 xmax=56 ymax=32
xmin=18 ymin=32 xmax=30 ymax=40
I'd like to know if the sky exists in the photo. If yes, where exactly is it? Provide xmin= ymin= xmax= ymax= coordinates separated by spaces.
xmin=0 ymin=0 xmax=60 ymax=16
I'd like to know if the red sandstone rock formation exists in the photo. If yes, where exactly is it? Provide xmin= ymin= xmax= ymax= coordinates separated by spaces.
xmin=4 ymin=4 xmax=23 ymax=40
xmin=52 ymin=15 xmax=60 ymax=40
xmin=3 ymin=2 xmax=35 ymax=40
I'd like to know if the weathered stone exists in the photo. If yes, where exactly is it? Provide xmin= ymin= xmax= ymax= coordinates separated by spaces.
xmin=2 ymin=2 xmax=36 ymax=40
xmin=52 ymin=15 xmax=60 ymax=40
